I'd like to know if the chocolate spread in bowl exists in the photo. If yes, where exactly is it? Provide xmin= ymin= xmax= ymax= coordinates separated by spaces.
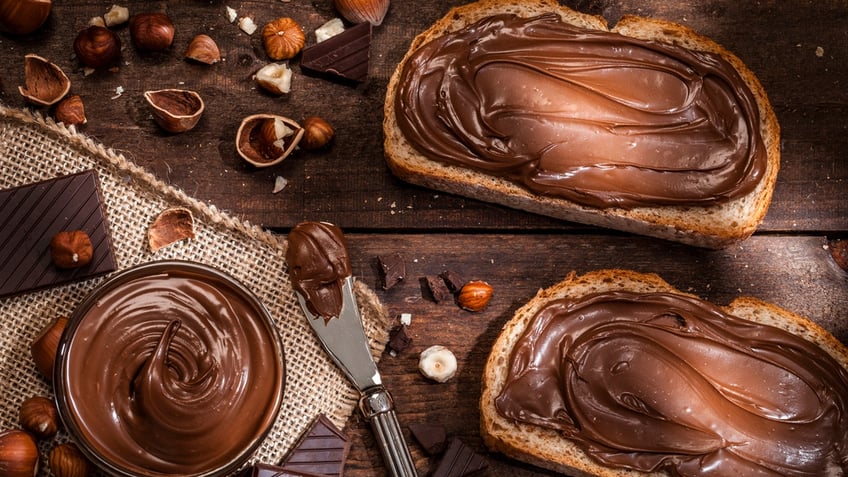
xmin=395 ymin=13 xmax=767 ymax=209
xmin=55 ymin=261 xmax=284 ymax=477
xmin=495 ymin=291 xmax=848 ymax=476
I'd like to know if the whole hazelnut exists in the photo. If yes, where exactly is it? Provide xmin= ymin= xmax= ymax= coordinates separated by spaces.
xmin=49 ymin=230 xmax=93 ymax=268
xmin=0 ymin=429 xmax=39 ymax=477
xmin=19 ymin=396 xmax=59 ymax=439
xmin=73 ymin=25 xmax=121 ymax=68
xmin=300 ymin=116 xmax=335 ymax=150
xmin=30 ymin=316 xmax=67 ymax=382
xmin=54 ymin=94 xmax=86 ymax=126
xmin=457 ymin=280 xmax=493 ymax=312
xmin=49 ymin=443 xmax=91 ymax=477
xmin=262 ymin=17 xmax=305 ymax=60
xmin=130 ymin=12 xmax=175 ymax=51
xmin=0 ymin=0 xmax=52 ymax=35
xmin=334 ymin=0 xmax=390 ymax=26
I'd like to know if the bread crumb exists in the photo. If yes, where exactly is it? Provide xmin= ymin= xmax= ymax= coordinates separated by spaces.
xmin=815 ymin=46 xmax=824 ymax=57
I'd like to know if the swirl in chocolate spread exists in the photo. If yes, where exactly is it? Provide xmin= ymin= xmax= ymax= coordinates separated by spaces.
xmin=495 ymin=291 xmax=848 ymax=476
xmin=395 ymin=14 xmax=768 ymax=208
xmin=286 ymin=221 xmax=351 ymax=321
xmin=62 ymin=268 xmax=282 ymax=475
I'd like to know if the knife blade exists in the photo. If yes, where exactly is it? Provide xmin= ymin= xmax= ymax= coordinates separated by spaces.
xmin=286 ymin=222 xmax=418 ymax=477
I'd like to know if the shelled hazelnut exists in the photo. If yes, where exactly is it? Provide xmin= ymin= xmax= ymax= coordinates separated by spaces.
xmin=300 ymin=116 xmax=334 ymax=150
xmin=50 ymin=230 xmax=93 ymax=268
xmin=54 ymin=94 xmax=86 ymax=126
xmin=262 ymin=17 xmax=305 ymax=60
xmin=334 ymin=0 xmax=390 ymax=26
xmin=129 ymin=12 xmax=175 ymax=51
xmin=73 ymin=25 xmax=121 ymax=68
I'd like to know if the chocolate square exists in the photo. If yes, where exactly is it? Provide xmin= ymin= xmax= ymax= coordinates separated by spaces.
xmin=0 ymin=170 xmax=117 ymax=298
xmin=301 ymin=22 xmax=372 ymax=83
xmin=281 ymin=414 xmax=350 ymax=476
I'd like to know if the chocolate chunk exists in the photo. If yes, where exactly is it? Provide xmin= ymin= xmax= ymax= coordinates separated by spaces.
xmin=378 ymin=252 xmax=405 ymax=290
xmin=241 ymin=463 xmax=324 ymax=477
xmin=0 ymin=170 xmax=117 ymax=298
xmin=387 ymin=325 xmax=412 ymax=355
xmin=438 ymin=270 xmax=466 ymax=294
xmin=408 ymin=422 xmax=447 ymax=456
xmin=301 ymin=22 xmax=371 ymax=83
xmin=281 ymin=414 xmax=350 ymax=476
xmin=431 ymin=438 xmax=488 ymax=477
xmin=424 ymin=275 xmax=451 ymax=303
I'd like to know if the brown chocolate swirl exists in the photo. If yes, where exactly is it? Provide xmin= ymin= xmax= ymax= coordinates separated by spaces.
xmin=286 ymin=221 xmax=351 ymax=320
xmin=495 ymin=291 xmax=848 ymax=476
xmin=60 ymin=264 xmax=283 ymax=476
xmin=395 ymin=14 xmax=767 ymax=208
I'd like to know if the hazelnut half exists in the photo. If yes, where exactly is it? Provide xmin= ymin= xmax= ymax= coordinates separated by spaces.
xmin=185 ymin=34 xmax=220 ymax=64
xmin=18 ymin=54 xmax=70 ymax=107
xmin=0 ymin=429 xmax=39 ymax=477
xmin=255 ymin=63 xmax=292 ymax=95
xmin=129 ymin=12 xmax=175 ymax=51
xmin=143 ymin=89 xmax=204 ymax=133
xmin=53 ymin=94 xmax=86 ymax=126
xmin=0 ymin=0 xmax=51 ymax=35
xmin=50 ymin=230 xmax=93 ymax=268
xmin=19 ymin=396 xmax=59 ymax=439
xmin=334 ymin=0 xmax=390 ymax=26
xmin=30 ymin=316 xmax=67 ymax=382
xmin=73 ymin=25 xmax=121 ymax=68
xmin=236 ymin=114 xmax=303 ymax=168
xmin=262 ymin=17 xmax=305 ymax=61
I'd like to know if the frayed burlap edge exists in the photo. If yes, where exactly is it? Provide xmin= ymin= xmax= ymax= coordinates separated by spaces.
xmin=0 ymin=104 xmax=392 ymax=476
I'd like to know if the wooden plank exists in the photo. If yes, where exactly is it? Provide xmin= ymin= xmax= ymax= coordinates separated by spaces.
xmin=0 ymin=0 xmax=843 ymax=232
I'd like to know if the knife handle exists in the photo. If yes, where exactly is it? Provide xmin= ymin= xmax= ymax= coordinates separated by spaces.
xmin=360 ymin=387 xmax=419 ymax=477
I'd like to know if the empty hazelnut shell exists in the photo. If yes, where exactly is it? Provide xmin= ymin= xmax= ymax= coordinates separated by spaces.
xmin=148 ymin=207 xmax=196 ymax=252
xmin=236 ymin=114 xmax=304 ymax=168
xmin=143 ymin=89 xmax=204 ymax=133
xmin=18 ymin=53 xmax=70 ymax=107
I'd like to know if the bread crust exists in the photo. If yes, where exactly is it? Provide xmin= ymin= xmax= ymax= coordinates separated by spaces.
xmin=383 ymin=0 xmax=780 ymax=249
xmin=479 ymin=269 xmax=848 ymax=476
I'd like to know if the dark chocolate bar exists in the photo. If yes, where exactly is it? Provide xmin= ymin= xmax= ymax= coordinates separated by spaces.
xmin=431 ymin=438 xmax=488 ymax=477
xmin=281 ymin=414 xmax=350 ymax=476
xmin=241 ymin=463 xmax=324 ymax=477
xmin=408 ymin=422 xmax=447 ymax=456
xmin=0 ymin=170 xmax=117 ymax=298
xmin=301 ymin=22 xmax=372 ymax=83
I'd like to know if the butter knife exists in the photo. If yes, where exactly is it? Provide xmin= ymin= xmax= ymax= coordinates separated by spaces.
xmin=286 ymin=222 xmax=418 ymax=477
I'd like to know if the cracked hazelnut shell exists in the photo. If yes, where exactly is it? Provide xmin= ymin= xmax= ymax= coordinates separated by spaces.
xmin=18 ymin=53 xmax=70 ymax=107
xmin=144 ymin=89 xmax=204 ymax=133
xmin=236 ymin=114 xmax=303 ymax=168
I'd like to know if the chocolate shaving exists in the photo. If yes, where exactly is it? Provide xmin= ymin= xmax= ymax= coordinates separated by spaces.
xmin=424 ymin=275 xmax=452 ymax=303
xmin=438 ymin=270 xmax=467 ymax=294
xmin=387 ymin=325 xmax=412 ymax=355
xmin=148 ymin=206 xmax=196 ymax=252
xmin=378 ymin=252 xmax=405 ymax=290
xmin=431 ymin=438 xmax=488 ymax=477
xmin=408 ymin=422 xmax=448 ymax=456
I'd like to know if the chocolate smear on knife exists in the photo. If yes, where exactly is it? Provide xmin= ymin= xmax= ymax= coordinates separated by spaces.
xmin=431 ymin=438 xmax=488 ymax=477
xmin=280 ymin=414 xmax=351 ymax=476
xmin=301 ymin=22 xmax=372 ymax=83
xmin=0 ymin=170 xmax=117 ymax=298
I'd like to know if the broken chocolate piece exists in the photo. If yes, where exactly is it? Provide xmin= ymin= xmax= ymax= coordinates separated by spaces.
xmin=431 ymin=438 xmax=488 ymax=477
xmin=424 ymin=275 xmax=451 ymax=303
xmin=301 ymin=22 xmax=371 ymax=83
xmin=0 ymin=170 xmax=117 ymax=298
xmin=438 ymin=270 xmax=466 ymax=294
xmin=408 ymin=422 xmax=447 ymax=456
xmin=241 ymin=463 xmax=324 ymax=477
xmin=378 ymin=252 xmax=405 ymax=289
xmin=387 ymin=325 xmax=412 ymax=355
xmin=281 ymin=414 xmax=350 ymax=476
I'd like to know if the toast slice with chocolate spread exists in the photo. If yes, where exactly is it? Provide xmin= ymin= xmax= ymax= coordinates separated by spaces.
xmin=480 ymin=269 xmax=848 ymax=477
xmin=383 ymin=0 xmax=780 ymax=248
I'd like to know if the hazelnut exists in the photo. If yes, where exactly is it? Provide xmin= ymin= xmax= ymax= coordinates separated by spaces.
xmin=236 ymin=114 xmax=304 ymax=168
xmin=19 ymin=396 xmax=59 ymax=439
xmin=0 ymin=429 xmax=39 ymax=477
xmin=53 ymin=94 xmax=86 ymax=126
xmin=334 ymin=0 xmax=390 ymax=26
xmin=262 ymin=17 xmax=305 ymax=60
xmin=185 ymin=34 xmax=220 ymax=64
xmin=17 ymin=53 xmax=70 ymax=107
xmin=255 ymin=62 xmax=292 ymax=95
xmin=50 ymin=230 xmax=93 ymax=268
xmin=129 ymin=12 xmax=175 ymax=51
xmin=300 ymin=116 xmax=335 ymax=150
xmin=457 ymin=280 xmax=493 ymax=311
xmin=49 ymin=443 xmax=91 ymax=477
xmin=0 ymin=0 xmax=51 ymax=35
xmin=148 ymin=207 xmax=195 ymax=252
xmin=143 ymin=89 xmax=204 ymax=133
xmin=30 ymin=316 xmax=67 ymax=382
xmin=73 ymin=25 xmax=121 ymax=68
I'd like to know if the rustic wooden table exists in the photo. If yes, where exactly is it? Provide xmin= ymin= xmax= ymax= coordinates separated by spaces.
xmin=2 ymin=1 xmax=846 ymax=476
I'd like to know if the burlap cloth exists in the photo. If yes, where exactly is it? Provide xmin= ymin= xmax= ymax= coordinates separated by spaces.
xmin=0 ymin=104 xmax=392 ymax=475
